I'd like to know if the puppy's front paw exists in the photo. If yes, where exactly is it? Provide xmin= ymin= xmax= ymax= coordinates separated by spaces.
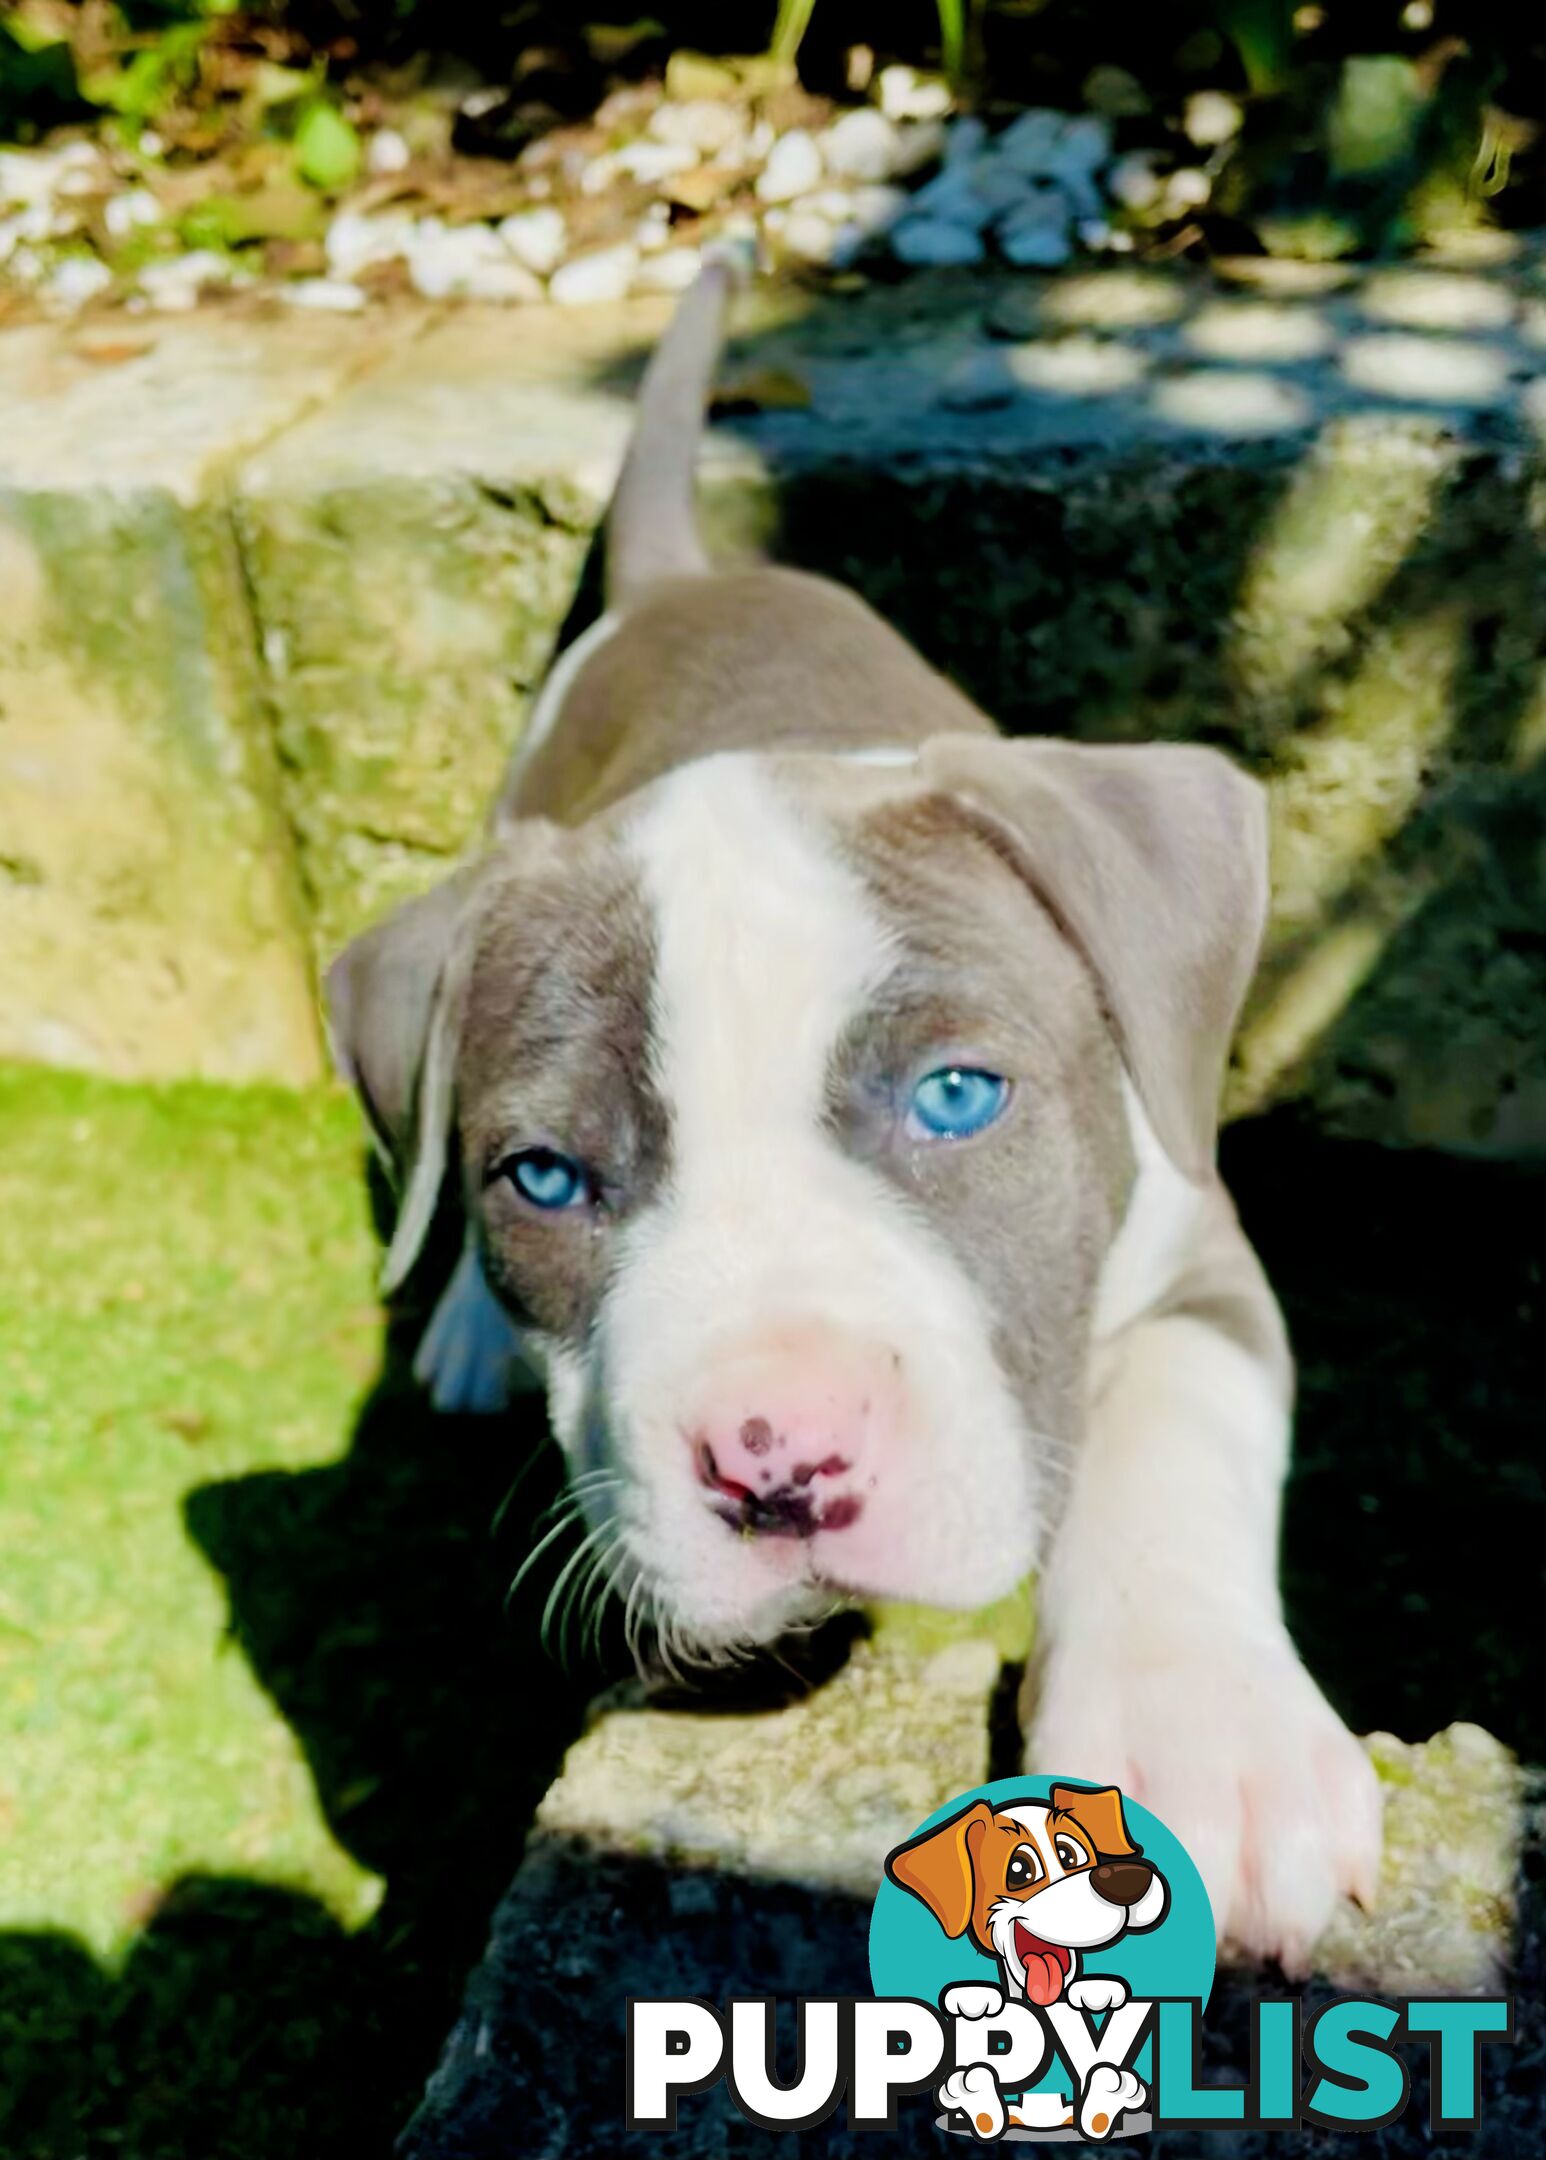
xmin=1066 ymin=1975 xmax=1129 ymax=2014
xmin=942 ymin=1983 xmax=1005 ymax=2021
xmin=1029 ymin=1630 xmax=1382 ymax=1972
xmin=1079 ymin=2064 xmax=1145 ymax=2140
xmin=938 ymin=2064 xmax=1006 ymax=2140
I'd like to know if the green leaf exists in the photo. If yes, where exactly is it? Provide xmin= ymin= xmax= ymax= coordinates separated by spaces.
xmin=82 ymin=21 xmax=206 ymax=126
xmin=768 ymin=0 xmax=817 ymax=65
xmin=936 ymin=0 xmax=965 ymax=82
xmin=293 ymin=98 xmax=361 ymax=193
xmin=1328 ymin=54 xmax=1425 ymax=181
xmin=1213 ymin=0 xmax=1295 ymax=96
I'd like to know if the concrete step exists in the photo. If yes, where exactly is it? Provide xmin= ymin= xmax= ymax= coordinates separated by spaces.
xmin=3 ymin=262 xmax=1545 ymax=1147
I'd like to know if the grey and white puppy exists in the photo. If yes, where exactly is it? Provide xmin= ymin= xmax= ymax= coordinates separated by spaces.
xmin=327 ymin=265 xmax=1380 ymax=1962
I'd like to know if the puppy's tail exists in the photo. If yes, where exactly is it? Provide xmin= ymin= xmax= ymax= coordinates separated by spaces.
xmin=605 ymin=251 xmax=742 ymax=607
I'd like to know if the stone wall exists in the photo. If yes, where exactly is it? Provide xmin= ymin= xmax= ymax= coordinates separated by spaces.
xmin=3 ymin=266 xmax=1544 ymax=1149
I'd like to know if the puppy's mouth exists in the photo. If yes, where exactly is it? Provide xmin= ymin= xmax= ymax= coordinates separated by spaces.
xmin=1012 ymin=1922 xmax=1072 ymax=2006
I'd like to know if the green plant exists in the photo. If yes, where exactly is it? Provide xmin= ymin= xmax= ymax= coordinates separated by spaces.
xmin=292 ymin=95 xmax=362 ymax=189
xmin=82 ymin=19 xmax=205 ymax=128
xmin=0 ymin=18 xmax=84 ymax=142
xmin=768 ymin=0 xmax=817 ymax=66
xmin=768 ymin=0 xmax=976 ymax=85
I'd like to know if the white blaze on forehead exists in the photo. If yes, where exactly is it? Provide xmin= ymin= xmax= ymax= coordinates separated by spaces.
xmin=583 ymin=750 xmax=1038 ymax=1640
xmin=631 ymin=755 xmax=895 ymax=1177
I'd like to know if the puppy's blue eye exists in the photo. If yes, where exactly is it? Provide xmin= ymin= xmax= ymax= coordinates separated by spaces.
xmin=907 ymin=1066 xmax=1010 ymax=1141
xmin=503 ymin=1147 xmax=590 ymax=1211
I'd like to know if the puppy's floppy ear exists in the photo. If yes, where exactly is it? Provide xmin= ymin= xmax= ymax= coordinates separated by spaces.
xmin=325 ymin=861 xmax=489 ymax=1296
xmin=886 ymin=1800 xmax=996 ymax=1939
xmin=918 ymin=735 xmax=1269 ymax=1181
xmin=1050 ymin=1783 xmax=1138 ymax=1861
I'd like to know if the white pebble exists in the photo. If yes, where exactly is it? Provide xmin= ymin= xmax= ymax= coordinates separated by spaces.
xmin=409 ymin=221 xmax=539 ymax=301
xmin=104 ymin=187 xmax=162 ymax=239
xmin=578 ymin=151 xmax=621 ymax=197
xmin=1184 ymin=90 xmax=1242 ymax=147
xmin=548 ymin=242 xmax=640 ymax=305
xmin=327 ymin=209 xmax=416 ymax=278
xmin=1106 ymin=152 xmax=1163 ymax=211
xmin=4 ymin=242 xmax=46 ymax=285
xmin=615 ymin=138 xmax=699 ymax=184
xmin=633 ymin=244 xmax=702 ymax=293
xmin=1164 ymin=166 xmax=1213 ymax=215
xmin=756 ymin=129 xmax=823 ymax=204
xmin=890 ymin=216 xmax=985 ymax=266
xmin=890 ymin=117 xmax=949 ymax=177
xmin=803 ymin=187 xmax=857 ymax=221
xmin=43 ymin=254 xmax=112 ymax=310
xmin=280 ymin=276 xmax=368 ymax=312
xmin=138 ymin=250 xmax=238 ymax=310
xmin=648 ymin=99 xmax=743 ymax=157
xmin=0 ymin=150 xmax=62 ymax=210
xmin=877 ymin=65 xmax=953 ymax=123
xmin=461 ymin=259 xmax=543 ymax=303
xmin=498 ymin=206 xmax=566 ymax=276
xmin=366 ymin=127 xmax=412 ymax=175
xmin=772 ymin=209 xmax=841 ymax=264
xmin=820 ymin=107 xmax=900 ymax=183
xmin=849 ymin=182 xmax=908 ymax=234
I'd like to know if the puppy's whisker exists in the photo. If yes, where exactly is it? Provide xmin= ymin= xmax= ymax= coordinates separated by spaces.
xmin=579 ymin=1527 xmax=631 ymax=1661
xmin=507 ymin=1504 xmax=590 ymax=1610
xmin=488 ymin=1437 xmax=562 ymax=1541
xmin=561 ymin=1521 xmax=622 ymax=1665
xmin=543 ymin=1531 xmax=602 ymax=1665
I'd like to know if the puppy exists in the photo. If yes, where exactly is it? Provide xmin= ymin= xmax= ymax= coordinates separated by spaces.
xmin=326 ymin=264 xmax=1381 ymax=1961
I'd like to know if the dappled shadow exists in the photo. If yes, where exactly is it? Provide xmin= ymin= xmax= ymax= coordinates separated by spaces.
xmin=660 ymin=257 xmax=1546 ymax=1151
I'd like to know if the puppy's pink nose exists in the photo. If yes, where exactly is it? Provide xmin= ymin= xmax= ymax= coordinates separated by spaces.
xmin=683 ymin=1326 xmax=903 ymax=1541
xmin=694 ymin=1424 xmax=861 ymax=1538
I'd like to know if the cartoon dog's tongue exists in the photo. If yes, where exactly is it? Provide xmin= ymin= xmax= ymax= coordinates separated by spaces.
xmin=1013 ymin=1923 xmax=1072 ymax=2006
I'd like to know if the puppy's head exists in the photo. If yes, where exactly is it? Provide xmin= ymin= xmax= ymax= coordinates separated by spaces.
xmin=887 ymin=1782 xmax=1170 ymax=2003
xmin=328 ymin=734 xmax=1265 ymax=1651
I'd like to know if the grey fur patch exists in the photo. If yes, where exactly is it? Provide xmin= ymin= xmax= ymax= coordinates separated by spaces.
xmin=456 ymin=822 xmax=668 ymax=1348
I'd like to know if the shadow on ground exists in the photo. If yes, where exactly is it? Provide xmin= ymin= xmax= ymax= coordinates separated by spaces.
xmin=0 ymin=1117 xmax=1539 ymax=2160
xmin=0 ymin=1278 xmax=606 ymax=2160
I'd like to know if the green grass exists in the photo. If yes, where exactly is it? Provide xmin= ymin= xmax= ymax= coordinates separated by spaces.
xmin=0 ymin=1065 xmax=586 ymax=2158
xmin=0 ymin=1068 xmax=383 ymax=1956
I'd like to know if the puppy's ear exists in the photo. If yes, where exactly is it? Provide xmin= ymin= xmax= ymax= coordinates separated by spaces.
xmin=1050 ymin=1784 xmax=1139 ymax=1860
xmin=918 ymin=735 xmax=1269 ymax=1181
xmin=886 ymin=1800 xmax=996 ymax=1939
xmin=325 ymin=862 xmax=489 ymax=1296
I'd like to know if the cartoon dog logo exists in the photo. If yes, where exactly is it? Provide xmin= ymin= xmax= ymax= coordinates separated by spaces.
xmin=886 ymin=1783 xmax=1169 ymax=2140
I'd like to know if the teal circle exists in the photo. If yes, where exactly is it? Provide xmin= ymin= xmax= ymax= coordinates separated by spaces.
xmin=869 ymin=1775 xmax=1215 ymax=2099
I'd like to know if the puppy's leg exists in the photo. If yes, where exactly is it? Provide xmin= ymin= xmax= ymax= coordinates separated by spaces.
xmin=414 ymin=1233 xmax=543 ymax=1414
xmin=1026 ymin=1196 xmax=1381 ymax=1967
